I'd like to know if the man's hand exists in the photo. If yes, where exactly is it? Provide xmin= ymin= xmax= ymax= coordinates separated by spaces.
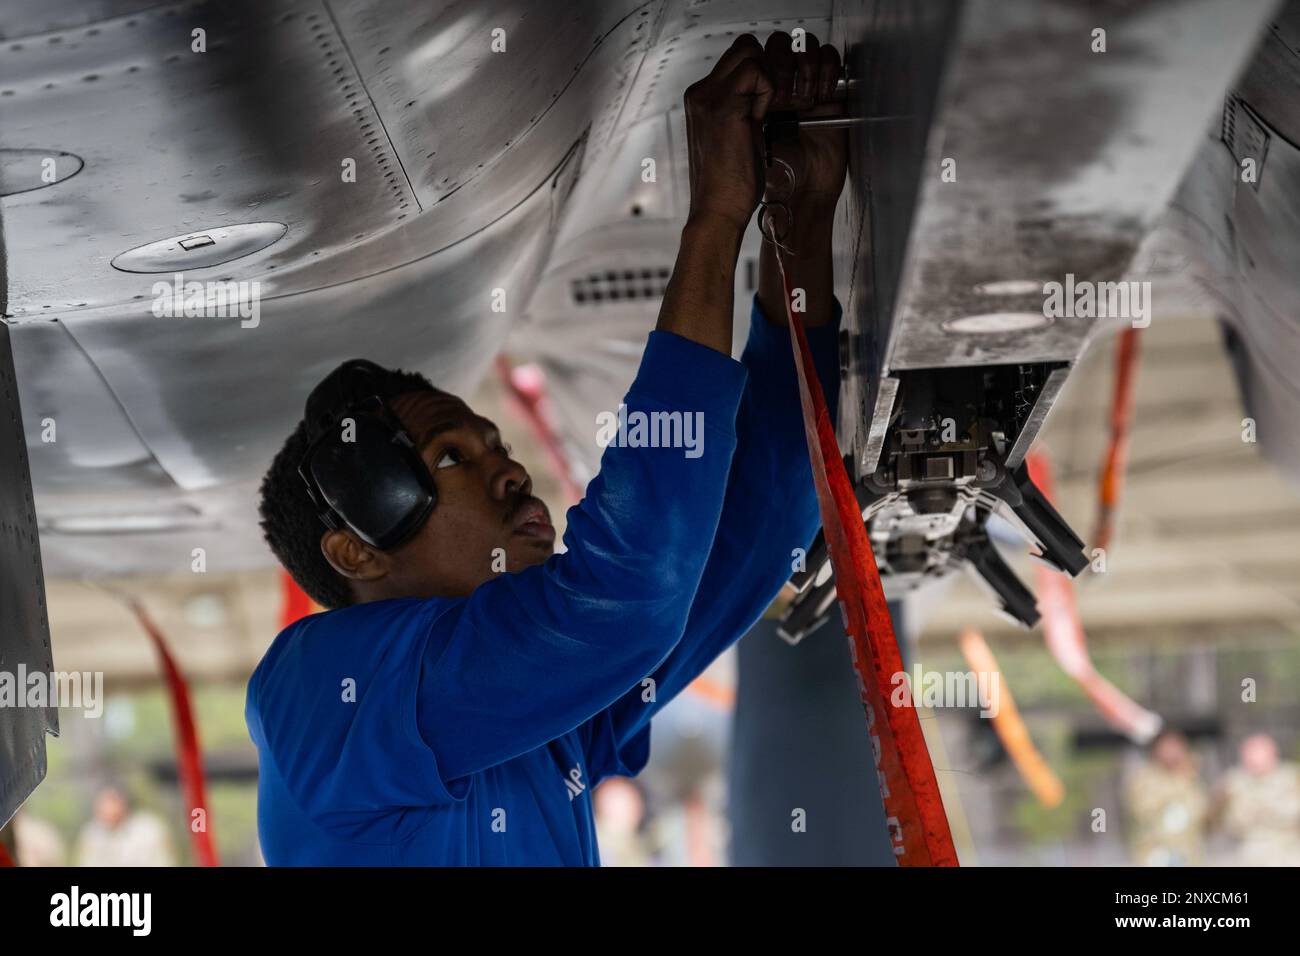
xmin=762 ymin=32 xmax=848 ymax=214
xmin=682 ymin=34 xmax=774 ymax=234
xmin=657 ymin=34 xmax=773 ymax=354
xmin=756 ymin=32 xmax=848 ymax=329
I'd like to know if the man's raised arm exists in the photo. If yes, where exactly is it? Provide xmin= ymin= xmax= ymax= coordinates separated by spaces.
xmin=411 ymin=36 xmax=779 ymax=782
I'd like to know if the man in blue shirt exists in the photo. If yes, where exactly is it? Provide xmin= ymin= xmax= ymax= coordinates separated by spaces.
xmin=248 ymin=31 xmax=847 ymax=865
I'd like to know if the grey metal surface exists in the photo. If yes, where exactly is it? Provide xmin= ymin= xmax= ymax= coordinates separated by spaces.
xmin=0 ymin=0 xmax=660 ymax=573
xmin=1004 ymin=365 xmax=1070 ymax=470
xmin=0 ymin=1 xmax=162 ymax=40
xmin=1158 ymin=0 xmax=1300 ymax=487
xmin=831 ymin=0 xmax=958 ymax=473
xmin=834 ymin=0 xmax=1277 ymax=478
xmin=499 ymin=1 xmax=832 ymax=481
xmin=0 ymin=257 xmax=58 ymax=828
xmin=882 ymin=0 xmax=1274 ymax=371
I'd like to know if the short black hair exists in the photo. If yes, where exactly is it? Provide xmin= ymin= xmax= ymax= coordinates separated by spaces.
xmin=259 ymin=362 xmax=440 ymax=610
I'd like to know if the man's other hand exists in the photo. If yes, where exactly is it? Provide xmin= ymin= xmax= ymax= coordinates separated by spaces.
xmin=682 ymin=34 xmax=774 ymax=233
xmin=763 ymin=31 xmax=848 ymax=215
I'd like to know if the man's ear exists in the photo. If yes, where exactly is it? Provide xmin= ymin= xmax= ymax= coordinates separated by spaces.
xmin=320 ymin=528 xmax=389 ymax=584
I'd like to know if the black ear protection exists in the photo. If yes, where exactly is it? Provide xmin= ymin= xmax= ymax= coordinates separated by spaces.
xmin=297 ymin=359 xmax=437 ymax=550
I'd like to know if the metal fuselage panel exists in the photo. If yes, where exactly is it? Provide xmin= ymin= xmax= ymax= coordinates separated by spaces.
xmin=0 ymin=0 xmax=677 ymax=573
xmin=0 ymin=319 xmax=57 ymax=829
xmin=1165 ymin=6 xmax=1300 ymax=485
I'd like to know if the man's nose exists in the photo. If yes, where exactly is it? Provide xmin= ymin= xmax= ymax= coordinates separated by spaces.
xmin=493 ymin=458 xmax=531 ymax=500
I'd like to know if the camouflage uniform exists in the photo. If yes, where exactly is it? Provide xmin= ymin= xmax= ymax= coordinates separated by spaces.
xmin=1125 ymin=763 xmax=1210 ymax=866
xmin=1221 ymin=761 xmax=1300 ymax=867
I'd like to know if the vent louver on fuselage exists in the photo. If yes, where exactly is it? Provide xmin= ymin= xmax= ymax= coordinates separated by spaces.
xmin=570 ymin=267 xmax=670 ymax=305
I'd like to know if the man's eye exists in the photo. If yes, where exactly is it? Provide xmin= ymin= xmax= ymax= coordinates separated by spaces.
xmin=435 ymin=448 xmax=464 ymax=469
xmin=497 ymin=442 xmax=513 ymax=457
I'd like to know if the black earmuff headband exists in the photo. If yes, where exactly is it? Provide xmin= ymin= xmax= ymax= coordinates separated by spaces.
xmin=297 ymin=359 xmax=437 ymax=550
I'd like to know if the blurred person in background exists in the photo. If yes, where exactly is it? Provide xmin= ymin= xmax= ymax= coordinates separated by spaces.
xmin=1124 ymin=728 xmax=1210 ymax=866
xmin=12 ymin=811 xmax=66 ymax=867
xmin=593 ymin=777 xmax=651 ymax=867
xmin=75 ymin=784 xmax=175 ymax=867
xmin=648 ymin=773 xmax=726 ymax=866
xmin=1217 ymin=733 xmax=1300 ymax=866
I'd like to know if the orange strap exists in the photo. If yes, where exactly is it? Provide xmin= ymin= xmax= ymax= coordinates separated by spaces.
xmin=685 ymin=674 xmax=736 ymax=710
xmin=958 ymin=628 xmax=1064 ymax=807
xmin=775 ymin=250 xmax=958 ymax=866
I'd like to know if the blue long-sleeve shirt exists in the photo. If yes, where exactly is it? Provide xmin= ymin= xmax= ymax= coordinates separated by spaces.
xmin=246 ymin=295 xmax=842 ymax=865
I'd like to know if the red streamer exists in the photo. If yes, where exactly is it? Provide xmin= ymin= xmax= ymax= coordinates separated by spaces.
xmin=130 ymin=601 xmax=219 ymax=866
xmin=280 ymin=569 xmax=316 ymax=631
xmin=1027 ymin=451 xmax=1161 ymax=744
xmin=495 ymin=355 xmax=584 ymax=505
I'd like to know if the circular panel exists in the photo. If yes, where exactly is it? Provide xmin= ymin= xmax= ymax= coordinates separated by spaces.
xmin=941 ymin=312 xmax=1053 ymax=334
xmin=973 ymin=279 xmax=1044 ymax=296
xmin=111 ymin=222 xmax=287 ymax=273
xmin=0 ymin=149 xmax=84 ymax=197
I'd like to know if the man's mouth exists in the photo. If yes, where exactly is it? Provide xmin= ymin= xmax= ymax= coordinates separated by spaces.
xmin=510 ymin=499 xmax=555 ymax=541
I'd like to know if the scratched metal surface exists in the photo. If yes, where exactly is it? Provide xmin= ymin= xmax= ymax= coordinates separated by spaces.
xmin=1 ymin=0 xmax=846 ymax=574
xmin=0 ymin=309 xmax=58 ymax=829
xmin=884 ymin=0 xmax=1277 ymax=371
xmin=510 ymin=0 xmax=830 ymax=481
xmin=1161 ymin=4 xmax=1300 ymax=486
xmin=830 ymin=0 xmax=956 ymax=474
xmin=833 ymin=0 xmax=1278 ymax=476
xmin=0 ymin=0 xmax=650 ymax=572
